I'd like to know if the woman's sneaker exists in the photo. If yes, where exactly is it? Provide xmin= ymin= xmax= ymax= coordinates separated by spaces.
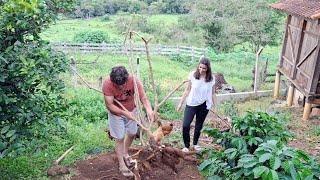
xmin=194 ymin=145 xmax=202 ymax=152
xmin=182 ymin=147 xmax=189 ymax=152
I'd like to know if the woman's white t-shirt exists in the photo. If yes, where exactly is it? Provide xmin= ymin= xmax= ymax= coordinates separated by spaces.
xmin=186 ymin=71 xmax=215 ymax=110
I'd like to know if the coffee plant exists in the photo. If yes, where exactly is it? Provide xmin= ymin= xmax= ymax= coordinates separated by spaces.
xmin=200 ymin=111 xmax=320 ymax=179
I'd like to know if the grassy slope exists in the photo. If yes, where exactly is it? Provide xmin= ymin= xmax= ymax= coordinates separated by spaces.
xmin=41 ymin=14 xmax=206 ymax=46
xmin=2 ymin=14 xmax=284 ymax=179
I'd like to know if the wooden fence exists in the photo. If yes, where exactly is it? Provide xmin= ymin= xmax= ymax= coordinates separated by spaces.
xmin=52 ymin=42 xmax=207 ymax=60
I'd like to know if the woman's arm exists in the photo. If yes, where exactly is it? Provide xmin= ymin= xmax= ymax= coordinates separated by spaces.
xmin=176 ymin=81 xmax=191 ymax=112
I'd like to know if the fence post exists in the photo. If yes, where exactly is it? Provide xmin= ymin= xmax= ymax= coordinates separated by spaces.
xmin=176 ymin=45 xmax=180 ymax=55
xmin=102 ymin=41 xmax=107 ymax=53
xmin=136 ymin=57 xmax=140 ymax=79
xmin=274 ymin=71 xmax=281 ymax=99
xmin=158 ymin=44 xmax=161 ymax=55
xmin=254 ymin=47 xmax=263 ymax=93
xmin=191 ymin=46 xmax=195 ymax=62
xmin=98 ymin=76 xmax=103 ymax=88
xmin=70 ymin=56 xmax=77 ymax=87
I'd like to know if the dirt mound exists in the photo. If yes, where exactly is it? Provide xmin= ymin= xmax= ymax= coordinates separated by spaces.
xmin=71 ymin=147 xmax=202 ymax=180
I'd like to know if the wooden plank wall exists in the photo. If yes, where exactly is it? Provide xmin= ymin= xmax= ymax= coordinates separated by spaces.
xmin=280 ymin=15 xmax=320 ymax=97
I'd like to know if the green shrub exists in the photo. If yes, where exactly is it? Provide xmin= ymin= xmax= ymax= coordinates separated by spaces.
xmin=100 ymin=14 xmax=111 ymax=22
xmin=169 ymin=54 xmax=194 ymax=67
xmin=0 ymin=42 xmax=68 ymax=157
xmin=218 ymin=101 xmax=239 ymax=117
xmin=74 ymin=30 xmax=110 ymax=43
xmin=200 ymin=140 xmax=320 ymax=179
xmin=198 ymin=111 xmax=319 ymax=179
xmin=0 ymin=0 xmax=75 ymax=158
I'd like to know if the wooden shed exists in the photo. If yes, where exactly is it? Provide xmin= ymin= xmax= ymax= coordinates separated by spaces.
xmin=271 ymin=0 xmax=320 ymax=120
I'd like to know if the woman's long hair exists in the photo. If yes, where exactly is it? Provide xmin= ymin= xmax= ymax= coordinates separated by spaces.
xmin=194 ymin=56 xmax=213 ymax=82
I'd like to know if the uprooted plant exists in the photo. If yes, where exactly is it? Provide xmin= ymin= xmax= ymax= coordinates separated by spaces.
xmin=199 ymin=111 xmax=320 ymax=179
xmin=70 ymin=18 xmax=194 ymax=179
xmin=117 ymin=27 xmax=196 ymax=179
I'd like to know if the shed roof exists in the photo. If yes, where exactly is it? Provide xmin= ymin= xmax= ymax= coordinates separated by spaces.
xmin=270 ymin=0 xmax=320 ymax=19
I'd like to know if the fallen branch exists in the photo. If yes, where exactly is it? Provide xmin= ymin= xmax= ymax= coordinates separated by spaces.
xmin=209 ymin=109 xmax=232 ymax=129
xmin=157 ymin=80 xmax=189 ymax=108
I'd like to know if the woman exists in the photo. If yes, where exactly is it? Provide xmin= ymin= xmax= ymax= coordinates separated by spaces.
xmin=177 ymin=56 xmax=217 ymax=152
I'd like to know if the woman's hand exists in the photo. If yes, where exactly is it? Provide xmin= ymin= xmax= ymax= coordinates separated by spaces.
xmin=176 ymin=102 xmax=183 ymax=112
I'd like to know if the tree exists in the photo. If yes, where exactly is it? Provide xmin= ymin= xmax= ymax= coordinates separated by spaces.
xmin=0 ymin=0 xmax=75 ymax=157
xmin=190 ymin=0 xmax=282 ymax=52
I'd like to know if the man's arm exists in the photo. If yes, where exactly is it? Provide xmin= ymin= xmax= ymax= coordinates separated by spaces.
xmin=136 ymin=78 xmax=154 ymax=121
xmin=140 ymin=95 xmax=154 ymax=121
xmin=104 ymin=95 xmax=134 ymax=120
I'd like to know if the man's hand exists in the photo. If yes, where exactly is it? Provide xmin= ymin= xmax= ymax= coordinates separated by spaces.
xmin=147 ymin=110 xmax=155 ymax=122
xmin=123 ymin=111 xmax=135 ymax=121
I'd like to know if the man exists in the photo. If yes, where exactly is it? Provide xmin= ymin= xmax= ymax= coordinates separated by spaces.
xmin=102 ymin=66 xmax=154 ymax=177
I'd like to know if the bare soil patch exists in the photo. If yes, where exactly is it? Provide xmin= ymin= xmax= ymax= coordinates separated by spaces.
xmin=286 ymin=107 xmax=320 ymax=157
xmin=70 ymin=148 xmax=202 ymax=180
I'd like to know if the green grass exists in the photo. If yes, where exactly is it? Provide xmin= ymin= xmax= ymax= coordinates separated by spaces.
xmin=63 ymin=53 xmax=191 ymax=95
xmin=41 ymin=14 xmax=195 ymax=44
xmin=41 ymin=18 xmax=118 ymax=42
xmin=312 ymin=126 xmax=320 ymax=136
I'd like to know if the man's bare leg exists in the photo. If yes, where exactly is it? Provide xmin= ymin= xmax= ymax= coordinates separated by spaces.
xmin=124 ymin=134 xmax=135 ymax=157
xmin=115 ymin=138 xmax=127 ymax=169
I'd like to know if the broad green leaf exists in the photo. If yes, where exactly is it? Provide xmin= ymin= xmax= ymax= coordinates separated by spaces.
xmin=259 ymin=153 xmax=272 ymax=163
xmin=270 ymin=170 xmax=279 ymax=180
xmin=244 ymin=161 xmax=258 ymax=168
xmin=208 ymin=175 xmax=222 ymax=180
xmin=253 ymin=166 xmax=268 ymax=178
xmin=271 ymin=157 xmax=281 ymax=170
xmin=6 ymin=130 xmax=16 ymax=138
xmin=224 ymin=148 xmax=236 ymax=154
xmin=1 ymin=126 xmax=10 ymax=134
xmin=230 ymin=151 xmax=237 ymax=159
xmin=198 ymin=159 xmax=212 ymax=171
xmin=289 ymin=161 xmax=298 ymax=180
xmin=0 ymin=141 xmax=7 ymax=151
xmin=295 ymin=150 xmax=310 ymax=162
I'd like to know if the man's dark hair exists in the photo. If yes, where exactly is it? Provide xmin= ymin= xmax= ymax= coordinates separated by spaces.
xmin=110 ymin=66 xmax=129 ymax=85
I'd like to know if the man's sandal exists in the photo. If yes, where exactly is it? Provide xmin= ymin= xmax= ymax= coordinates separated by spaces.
xmin=119 ymin=167 xmax=134 ymax=177
xmin=123 ymin=156 xmax=137 ymax=168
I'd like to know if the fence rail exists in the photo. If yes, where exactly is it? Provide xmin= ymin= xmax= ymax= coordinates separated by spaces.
xmin=52 ymin=42 xmax=207 ymax=58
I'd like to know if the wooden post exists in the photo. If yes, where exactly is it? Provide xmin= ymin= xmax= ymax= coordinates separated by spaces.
xmin=98 ymin=76 xmax=103 ymax=88
xmin=302 ymin=102 xmax=312 ymax=120
xmin=274 ymin=71 xmax=281 ymax=99
xmin=70 ymin=57 xmax=77 ymax=87
xmin=254 ymin=47 xmax=264 ymax=93
xmin=287 ymin=84 xmax=294 ymax=106
xmin=191 ymin=46 xmax=195 ymax=62
xmin=158 ymin=44 xmax=161 ymax=55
